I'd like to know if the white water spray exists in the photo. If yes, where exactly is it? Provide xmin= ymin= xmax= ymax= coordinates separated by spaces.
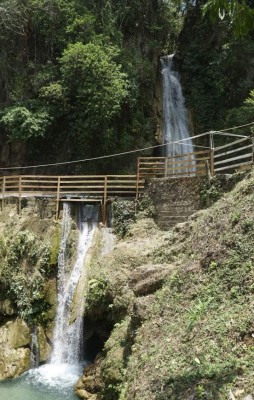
xmin=161 ymin=55 xmax=195 ymax=158
xmin=26 ymin=203 xmax=98 ymax=388
xmin=51 ymin=203 xmax=98 ymax=365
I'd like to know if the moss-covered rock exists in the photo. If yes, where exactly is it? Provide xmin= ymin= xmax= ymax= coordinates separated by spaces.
xmin=0 ymin=318 xmax=31 ymax=380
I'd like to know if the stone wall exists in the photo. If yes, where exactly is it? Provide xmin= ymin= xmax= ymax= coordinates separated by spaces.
xmin=145 ymin=176 xmax=208 ymax=230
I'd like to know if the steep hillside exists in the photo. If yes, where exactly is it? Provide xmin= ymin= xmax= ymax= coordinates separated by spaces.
xmin=78 ymin=168 xmax=254 ymax=400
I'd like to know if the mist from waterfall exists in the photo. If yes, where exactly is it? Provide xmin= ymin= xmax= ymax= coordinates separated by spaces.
xmin=161 ymin=55 xmax=194 ymax=157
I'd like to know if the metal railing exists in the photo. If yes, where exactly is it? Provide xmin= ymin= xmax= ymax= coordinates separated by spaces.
xmin=214 ymin=136 xmax=253 ymax=173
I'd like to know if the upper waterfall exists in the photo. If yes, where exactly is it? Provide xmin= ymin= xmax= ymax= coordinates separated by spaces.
xmin=161 ymin=55 xmax=194 ymax=157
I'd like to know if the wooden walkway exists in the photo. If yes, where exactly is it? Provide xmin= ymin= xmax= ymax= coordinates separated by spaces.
xmin=0 ymin=134 xmax=253 ymax=222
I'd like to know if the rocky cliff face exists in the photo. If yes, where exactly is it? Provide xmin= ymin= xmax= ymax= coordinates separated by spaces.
xmin=0 ymin=203 xmax=78 ymax=379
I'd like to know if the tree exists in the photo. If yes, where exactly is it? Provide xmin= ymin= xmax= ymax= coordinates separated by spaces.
xmin=59 ymin=41 xmax=129 ymax=152
xmin=203 ymin=0 xmax=254 ymax=36
xmin=1 ymin=106 xmax=51 ymax=139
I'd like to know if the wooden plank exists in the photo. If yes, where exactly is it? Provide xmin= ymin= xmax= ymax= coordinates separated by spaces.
xmin=139 ymin=157 xmax=166 ymax=160
xmin=60 ymin=198 xmax=102 ymax=202
xmin=106 ymin=175 xmax=137 ymax=178
xmin=139 ymin=167 xmax=165 ymax=171
xmin=21 ymin=179 xmax=58 ymax=184
xmin=138 ymin=162 xmax=166 ymax=165
xmin=20 ymin=175 xmax=59 ymax=178
xmin=21 ymin=185 xmax=58 ymax=189
xmin=59 ymin=190 xmax=105 ymax=194
xmin=59 ymin=185 xmax=106 ymax=189
xmin=56 ymin=175 xmax=106 ymax=178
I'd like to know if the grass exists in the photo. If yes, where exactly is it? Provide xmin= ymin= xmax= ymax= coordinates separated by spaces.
xmin=86 ymin=168 xmax=254 ymax=400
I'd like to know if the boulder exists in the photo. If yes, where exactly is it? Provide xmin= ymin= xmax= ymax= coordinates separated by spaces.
xmin=38 ymin=325 xmax=52 ymax=362
xmin=0 ymin=318 xmax=31 ymax=380
xmin=128 ymin=264 xmax=173 ymax=296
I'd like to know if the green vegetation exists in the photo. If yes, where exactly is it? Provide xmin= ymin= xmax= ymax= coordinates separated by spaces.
xmin=0 ymin=0 xmax=252 ymax=171
xmin=82 ymin=169 xmax=254 ymax=399
xmin=0 ymin=230 xmax=51 ymax=323
xmin=112 ymin=195 xmax=155 ymax=237
xmin=0 ymin=0 xmax=181 ymax=172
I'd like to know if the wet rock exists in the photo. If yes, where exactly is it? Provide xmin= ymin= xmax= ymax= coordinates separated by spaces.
xmin=128 ymin=264 xmax=173 ymax=296
xmin=38 ymin=325 xmax=51 ymax=362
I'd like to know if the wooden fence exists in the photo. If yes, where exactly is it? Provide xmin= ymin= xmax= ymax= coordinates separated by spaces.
xmin=137 ymin=150 xmax=211 ymax=180
xmin=0 ymin=175 xmax=145 ymax=222
xmin=0 ymin=134 xmax=253 ymax=222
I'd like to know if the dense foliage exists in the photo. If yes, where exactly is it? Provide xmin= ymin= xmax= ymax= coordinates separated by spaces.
xmin=0 ymin=0 xmax=253 ymax=171
xmin=0 ymin=0 xmax=180 ymax=172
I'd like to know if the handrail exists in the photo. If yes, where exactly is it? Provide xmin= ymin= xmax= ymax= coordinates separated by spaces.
xmin=0 ymin=174 xmax=145 ymax=220
xmin=0 ymin=135 xmax=253 ymax=221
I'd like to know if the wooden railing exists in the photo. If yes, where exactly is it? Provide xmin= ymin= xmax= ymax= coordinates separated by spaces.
xmin=0 ymin=175 xmax=145 ymax=222
xmin=0 ymin=134 xmax=253 ymax=222
xmin=137 ymin=150 xmax=211 ymax=179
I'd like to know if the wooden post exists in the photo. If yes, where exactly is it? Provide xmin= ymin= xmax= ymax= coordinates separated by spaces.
xmin=251 ymin=136 xmax=254 ymax=164
xmin=2 ymin=176 xmax=6 ymax=210
xmin=18 ymin=176 xmax=22 ymax=214
xmin=102 ymin=176 xmax=107 ymax=225
xmin=136 ymin=158 xmax=140 ymax=199
xmin=55 ymin=176 xmax=60 ymax=220
xmin=164 ymin=157 xmax=168 ymax=178
xmin=188 ymin=155 xmax=191 ymax=176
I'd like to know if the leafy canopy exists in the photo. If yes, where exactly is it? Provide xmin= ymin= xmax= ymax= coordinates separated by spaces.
xmin=202 ymin=0 xmax=254 ymax=36
xmin=1 ymin=106 xmax=51 ymax=140
xmin=60 ymin=41 xmax=129 ymax=128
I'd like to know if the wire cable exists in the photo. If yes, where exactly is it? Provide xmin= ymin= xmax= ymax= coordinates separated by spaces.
xmin=0 ymin=121 xmax=253 ymax=171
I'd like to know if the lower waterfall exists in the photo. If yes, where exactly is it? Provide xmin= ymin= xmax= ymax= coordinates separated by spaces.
xmin=50 ymin=203 xmax=98 ymax=365
xmin=1 ymin=203 xmax=99 ymax=400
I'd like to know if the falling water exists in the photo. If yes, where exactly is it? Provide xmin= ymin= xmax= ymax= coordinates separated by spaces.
xmin=0 ymin=203 xmax=99 ymax=399
xmin=51 ymin=203 xmax=98 ymax=365
xmin=161 ymin=55 xmax=195 ymax=158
